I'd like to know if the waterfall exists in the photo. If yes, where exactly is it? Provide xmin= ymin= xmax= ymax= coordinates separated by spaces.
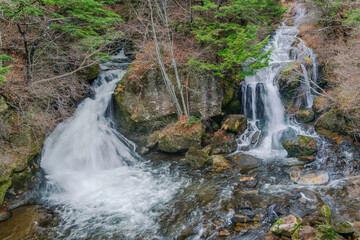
xmin=237 ymin=5 xmax=318 ymax=158
xmin=40 ymin=51 xmax=182 ymax=239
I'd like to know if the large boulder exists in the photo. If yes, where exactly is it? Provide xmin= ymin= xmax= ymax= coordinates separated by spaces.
xmin=295 ymin=109 xmax=315 ymax=123
xmin=231 ymin=154 xmax=261 ymax=174
xmin=113 ymin=56 xmax=237 ymax=134
xmin=146 ymin=121 xmax=205 ymax=153
xmin=185 ymin=147 xmax=210 ymax=168
xmin=282 ymin=135 xmax=317 ymax=157
xmin=205 ymin=130 xmax=237 ymax=155
xmin=221 ymin=114 xmax=247 ymax=134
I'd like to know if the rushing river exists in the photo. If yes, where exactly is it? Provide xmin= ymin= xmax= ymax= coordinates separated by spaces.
xmin=1 ymin=3 xmax=360 ymax=240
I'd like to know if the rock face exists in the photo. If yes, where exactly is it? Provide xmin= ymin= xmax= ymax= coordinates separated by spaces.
xmin=147 ymin=121 xmax=205 ymax=153
xmin=270 ymin=214 xmax=302 ymax=237
xmin=0 ymin=111 xmax=43 ymax=208
xmin=295 ymin=109 xmax=315 ymax=123
xmin=282 ymin=135 xmax=317 ymax=157
xmin=114 ymin=58 xmax=239 ymax=133
xmin=290 ymin=171 xmax=329 ymax=185
xmin=221 ymin=114 xmax=247 ymax=134
xmin=185 ymin=147 xmax=210 ymax=168
xmin=205 ymin=130 xmax=237 ymax=155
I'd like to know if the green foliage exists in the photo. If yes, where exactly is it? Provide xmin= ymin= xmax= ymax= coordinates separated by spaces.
xmin=2 ymin=0 xmax=123 ymax=51
xmin=186 ymin=116 xmax=201 ymax=127
xmin=190 ymin=0 xmax=284 ymax=81
xmin=0 ymin=54 xmax=14 ymax=82
xmin=45 ymin=0 xmax=123 ymax=40
xmin=320 ymin=205 xmax=332 ymax=225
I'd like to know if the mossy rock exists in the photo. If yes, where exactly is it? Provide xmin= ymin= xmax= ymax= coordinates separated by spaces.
xmin=295 ymin=109 xmax=315 ymax=123
xmin=185 ymin=147 xmax=210 ymax=168
xmin=77 ymin=64 xmax=101 ymax=82
xmin=221 ymin=114 xmax=247 ymax=134
xmin=315 ymin=225 xmax=344 ymax=240
xmin=146 ymin=121 xmax=205 ymax=153
xmin=315 ymin=109 xmax=346 ymax=135
xmin=207 ymin=129 xmax=237 ymax=155
xmin=282 ymin=135 xmax=317 ymax=157
xmin=270 ymin=215 xmax=302 ymax=237
xmin=0 ymin=180 xmax=12 ymax=206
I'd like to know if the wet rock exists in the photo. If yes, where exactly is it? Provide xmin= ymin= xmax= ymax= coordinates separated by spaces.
xmin=207 ymin=130 xmax=237 ymax=154
xmin=282 ymin=135 xmax=317 ymax=157
xmin=244 ymin=190 xmax=259 ymax=195
xmin=295 ymin=109 xmax=315 ymax=123
xmin=298 ymin=156 xmax=316 ymax=163
xmin=210 ymin=155 xmax=230 ymax=171
xmin=231 ymin=154 xmax=261 ymax=174
xmin=332 ymin=218 xmax=358 ymax=238
xmin=0 ymin=211 xmax=11 ymax=222
xmin=231 ymin=214 xmax=251 ymax=224
xmin=270 ymin=214 xmax=302 ymax=237
xmin=297 ymin=225 xmax=316 ymax=239
xmin=185 ymin=147 xmax=210 ymax=168
xmin=251 ymin=131 xmax=261 ymax=145
xmin=219 ymin=229 xmax=230 ymax=236
xmin=146 ymin=121 xmax=205 ymax=153
xmin=277 ymin=158 xmax=306 ymax=167
xmin=140 ymin=147 xmax=149 ymax=155
xmin=255 ymin=83 xmax=265 ymax=119
xmin=221 ymin=114 xmax=247 ymax=134
xmin=239 ymin=176 xmax=258 ymax=188
xmin=312 ymin=96 xmax=330 ymax=115
xmin=290 ymin=171 xmax=329 ymax=185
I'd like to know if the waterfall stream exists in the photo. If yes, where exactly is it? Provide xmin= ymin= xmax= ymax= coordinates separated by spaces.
xmin=237 ymin=4 xmax=319 ymax=158
xmin=40 ymin=51 xmax=183 ymax=239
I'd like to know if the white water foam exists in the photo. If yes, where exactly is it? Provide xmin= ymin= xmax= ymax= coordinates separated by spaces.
xmin=40 ymin=52 xmax=182 ymax=239
xmin=237 ymin=4 xmax=318 ymax=159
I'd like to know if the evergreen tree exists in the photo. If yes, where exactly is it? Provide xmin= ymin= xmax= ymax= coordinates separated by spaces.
xmin=189 ymin=0 xmax=283 ymax=81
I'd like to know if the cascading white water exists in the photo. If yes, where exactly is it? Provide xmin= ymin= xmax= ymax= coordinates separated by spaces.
xmin=40 ymin=51 xmax=182 ymax=239
xmin=237 ymin=5 xmax=318 ymax=158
